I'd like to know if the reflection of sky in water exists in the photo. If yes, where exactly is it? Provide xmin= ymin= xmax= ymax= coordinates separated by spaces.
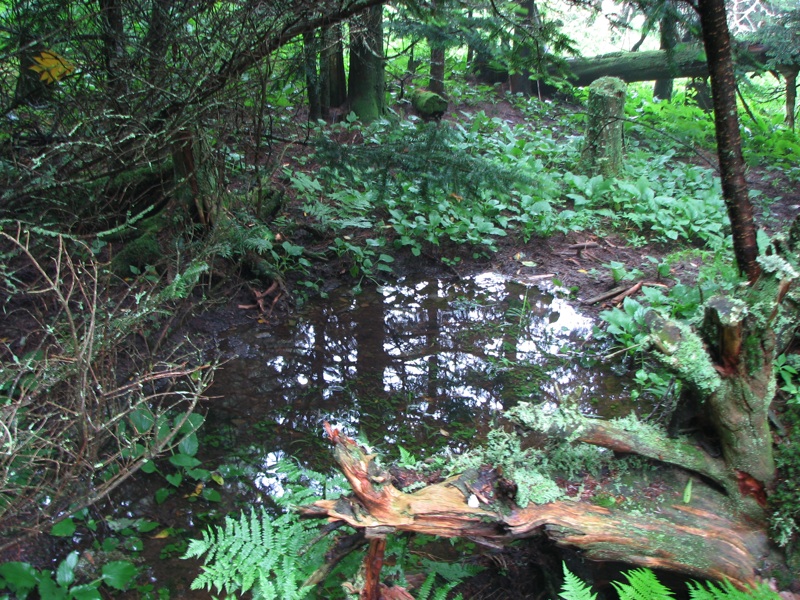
xmin=209 ymin=272 xmax=636 ymax=482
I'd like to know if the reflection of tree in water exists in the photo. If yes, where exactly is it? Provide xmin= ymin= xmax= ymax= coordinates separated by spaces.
xmin=209 ymin=274 xmax=635 ymax=477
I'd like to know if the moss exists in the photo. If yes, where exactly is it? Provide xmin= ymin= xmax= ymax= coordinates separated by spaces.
xmin=649 ymin=321 xmax=722 ymax=399
xmin=506 ymin=401 xmax=586 ymax=438
xmin=111 ymin=233 xmax=161 ymax=277
xmin=411 ymin=89 xmax=448 ymax=118
xmin=757 ymin=253 xmax=799 ymax=281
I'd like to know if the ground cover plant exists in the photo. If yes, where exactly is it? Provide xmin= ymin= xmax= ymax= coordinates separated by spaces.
xmin=1 ymin=0 xmax=800 ymax=597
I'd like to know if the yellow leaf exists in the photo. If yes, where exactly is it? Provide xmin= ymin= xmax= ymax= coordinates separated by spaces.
xmin=29 ymin=50 xmax=75 ymax=84
xmin=211 ymin=473 xmax=224 ymax=486
xmin=151 ymin=529 xmax=170 ymax=539
xmin=578 ymin=269 xmax=588 ymax=274
xmin=184 ymin=482 xmax=204 ymax=498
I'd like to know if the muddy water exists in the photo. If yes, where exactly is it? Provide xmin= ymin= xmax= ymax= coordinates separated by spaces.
xmin=109 ymin=272 xmax=644 ymax=596
xmin=205 ymin=272 xmax=637 ymax=478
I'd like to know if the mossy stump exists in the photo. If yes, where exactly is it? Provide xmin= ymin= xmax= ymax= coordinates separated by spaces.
xmin=581 ymin=76 xmax=626 ymax=177
xmin=411 ymin=89 xmax=447 ymax=120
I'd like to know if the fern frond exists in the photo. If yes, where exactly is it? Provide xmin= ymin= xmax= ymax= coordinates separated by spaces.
xmin=559 ymin=563 xmax=597 ymax=600
xmin=184 ymin=507 xmax=326 ymax=599
xmin=687 ymin=579 xmax=782 ymax=599
xmin=613 ymin=568 xmax=675 ymax=600
xmin=420 ymin=558 xmax=483 ymax=582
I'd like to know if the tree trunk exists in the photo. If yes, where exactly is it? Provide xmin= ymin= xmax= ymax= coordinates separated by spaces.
xmin=653 ymin=2 xmax=679 ymax=100
xmin=697 ymin=0 xmax=760 ymax=282
xmin=322 ymin=23 xmax=348 ymax=112
xmin=779 ymin=66 xmax=798 ymax=130
xmin=510 ymin=0 xmax=535 ymax=96
xmin=427 ymin=0 xmax=446 ymax=96
xmin=303 ymin=29 xmax=322 ymax=121
xmin=99 ymin=0 xmax=126 ymax=95
xmin=348 ymin=5 xmax=384 ymax=123
xmin=144 ymin=0 xmax=170 ymax=85
xmin=428 ymin=45 xmax=445 ymax=96
xmin=348 ymin=5 xmax=385 ymax=123
xmin=171 ymin=129 xmax=217 ymax=227
xmin=13 ymin=35 xmax=52 ymax=106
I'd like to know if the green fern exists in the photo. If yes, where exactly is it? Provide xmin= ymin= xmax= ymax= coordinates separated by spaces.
xmin=420 ymin=558 xmax=483 ymax=583
xmin=272 ymin=457 xmax=351 ymax=507
xmin=559 ymin=563 xmax=597 ymax=600
xmin=612 ymin=568 xmax=675 ymax=600
xmin=184 ymin=508 xmax=326 ymax=599
xmin=414 ymin=573 xmax=463 ymax=600
xmin=559 ymin=564 xmax=781 ymax=600
xmin=687 ymin=579 xmax=782 ymax=600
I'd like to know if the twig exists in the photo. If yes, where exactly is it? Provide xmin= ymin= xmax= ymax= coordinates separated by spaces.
xmin=610 ymin=281 xmax=643 ymax=305
xmin=582 ymin=284 xmax=630 ymax=305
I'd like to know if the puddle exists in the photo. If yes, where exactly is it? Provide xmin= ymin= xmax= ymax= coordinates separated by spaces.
xmin=101 ymin=272 xmax=646 ymax=595
xmin=205 ymin=272 xmax=638 ymax=474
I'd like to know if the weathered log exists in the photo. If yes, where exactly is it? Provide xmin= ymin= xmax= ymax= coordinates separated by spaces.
xmin=505 ymin=402 xmax=733 ymax=496
xmin=411 ymin=89 xmax=447 ymax=120
xmin=563 ymin=44 xmax=773 ymax=87
xmin=566 ymin=46 xmax=711 ymax=87
xmin=301 ymin=433 xmax=769 ymax=590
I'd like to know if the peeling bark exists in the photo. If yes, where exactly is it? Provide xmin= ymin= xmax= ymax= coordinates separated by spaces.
xmin=300 ymin=434 xmax=770 ymax=590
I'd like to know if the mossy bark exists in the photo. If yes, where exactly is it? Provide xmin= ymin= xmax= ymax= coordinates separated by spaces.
xmin=411 ymin=89 xmax=447 ymax=119
xmin=580 ymin=77 xmax=625 ymax=177
xmin=347 ymin=5 xmax=384 ymax=123
xmin=301 ymin=433 xmax=770 ymax=590
xmin=645 ymin=301 xmax=776 ymax=518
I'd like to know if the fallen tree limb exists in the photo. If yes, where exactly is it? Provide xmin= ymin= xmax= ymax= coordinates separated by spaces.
xmin=506 ymin=402 xmax=733 ymax=495
xmin=300 ymin=432 xmax=769 ymax=590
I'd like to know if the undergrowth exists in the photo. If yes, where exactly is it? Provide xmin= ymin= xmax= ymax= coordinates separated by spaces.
xmin=559 ymin=563 xmax=782 ymax=599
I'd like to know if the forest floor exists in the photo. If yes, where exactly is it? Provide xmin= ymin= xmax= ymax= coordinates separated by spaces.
xmin=4 ymin=92 xmax=800 ymax=599
xmin=234 ymin=94 xmax=800 ymax=323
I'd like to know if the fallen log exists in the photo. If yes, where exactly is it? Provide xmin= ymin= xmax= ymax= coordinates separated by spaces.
xmin=300 ymin=430 xmax=770 ymax=590
xmin=562 ymin=43 xmax=778 ymax=87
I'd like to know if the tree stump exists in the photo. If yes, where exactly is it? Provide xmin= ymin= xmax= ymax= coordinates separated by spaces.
xmin=580 ymin=76 xmax=626 ymax=177
xmin=411 ymin=89 xmax=447 ymax=120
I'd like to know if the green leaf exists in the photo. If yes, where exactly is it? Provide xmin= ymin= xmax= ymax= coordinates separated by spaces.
xmin=101 ymin=561 xmax=138 ymax=591
xmin=201 ymin=488 xmax=221 ymax=502
xmin=155 ymin=488 xmax=172 ymax=504
xmin=137 ymin=520 xmax=160 ymax=533
xmin=140 ymin=460 xmax=157 ymax=474
xmin=38 ymin=575 xmax=68 ymax=600
xmin=68 ymin=583 xmax=103 ymax=600
xmin=166 ymin=472 xmax=183 ymax=487
xmin=0 ymin=562 xmax=39 ymax=595
xmin=176 ymin=412 xmax=204 ymax=435
xmin=50 ymin=518 xmax=76 ymax=537
xmin=56 ymin=551 xmax=79 ymax=587
xmin=178 ymin=433 xmax=199 ymax=457
xmin=169 ymin=453 xmax=201 ymax=468
xmin=683 ymin=478 xmax=693 ymax=504
xmin=129 ymin=407 xmax=154 ymax=433
xmin=187 ymin=468 xmax=211 ymax=481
